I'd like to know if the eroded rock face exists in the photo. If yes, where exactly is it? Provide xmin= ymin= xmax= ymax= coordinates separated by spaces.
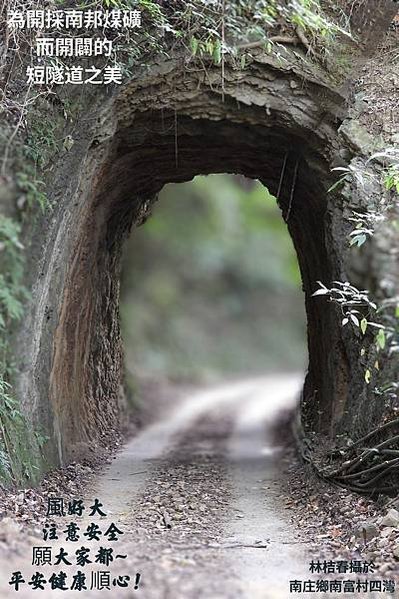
xmin=13 ymin=47 xmax=397 ymax=467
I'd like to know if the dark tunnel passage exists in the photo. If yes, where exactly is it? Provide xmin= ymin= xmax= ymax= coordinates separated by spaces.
xmin=47 ymin=108 xmax=350 ymax=464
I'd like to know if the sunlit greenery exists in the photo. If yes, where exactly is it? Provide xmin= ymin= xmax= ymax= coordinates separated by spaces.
xmin=121 ymin=175 xmax=306 ymax=383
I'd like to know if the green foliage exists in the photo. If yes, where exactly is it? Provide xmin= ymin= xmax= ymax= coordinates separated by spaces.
xmin=0 ymin=89 xmax=62 ymax=484
xmin=110 ymin=0 xmax=351 ymax=77
xmin=138 ymin=0 xmax=164 ymax=18
xmin=313 ymin=280 xmax=399 ymax=392
xmin=184 ymin=0 xmax=348 ymax=62
xmin=0 ymin=12 xmax=70 ymax=484
xmin=0 ymin=216 xmax=44 ymax=484
xmin=103 ymin=0 xmax=129 ymax=7
xmin=369 ymin=148 xmax=399 ymax=195
xmin=75 ymin=0 xmax=133 ymax=7
xmin=340 ymin=150 xmax=399 ymax=396
xmin=0 ymin=379 xmax=43 ymax=483
xmin=384 ymin=167 xmax=399 ymax=195
xmin=312 ymin=281 xmax=377 ymax=331
xmin=24 ymin=117 xmax=58 ymax=169
xmin=347 ymin=209 xmax=384 ymax=248
xmin=16 ymin=172 xmax=48 ymax=212
xmin=121 ymin=175 xmax=306 ymax=382
xmin=0 ymin=216 xmax=26 ymax=333
xmin=190 ymin=36 xmax=222 ymax=64
xmin=12 ymin=115 xmax=60 ymax=212
xmin=289 ymin=0 xmax=340 ymax=39
xmin=330 ymin=154 xmax=397 ymax=248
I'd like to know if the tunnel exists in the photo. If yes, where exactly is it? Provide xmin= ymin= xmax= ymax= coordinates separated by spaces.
xmin=13 ymin=48 xmax=396 ymax=472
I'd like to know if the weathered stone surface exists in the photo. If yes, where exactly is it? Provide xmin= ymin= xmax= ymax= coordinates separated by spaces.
xmin=381 ymin=509 xmax=399 ymax=528
xmin=338 ymin=120 xmax=380 ymax=154
xmin=8 ymin=43 xmax=398 ymax=472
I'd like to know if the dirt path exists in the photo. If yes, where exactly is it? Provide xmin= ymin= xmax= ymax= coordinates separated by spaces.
xmin=0 ymin=375 xmax=312 ymax=599
xmin=227 ymin=378 xmax=308 ymax=598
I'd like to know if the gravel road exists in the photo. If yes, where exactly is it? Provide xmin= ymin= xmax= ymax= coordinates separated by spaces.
xmin=0 ymin=375 xmax=313 ymax=599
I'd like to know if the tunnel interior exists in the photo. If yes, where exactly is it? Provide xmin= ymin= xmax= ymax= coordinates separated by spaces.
xmin=46 ymin=99 xmax=351 ymax=466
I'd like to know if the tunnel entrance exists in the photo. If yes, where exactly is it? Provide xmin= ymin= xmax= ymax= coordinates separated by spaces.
xmin=47 ymin=103 xmax=345 ymax=464
xmin=120 ymin=174 xmax=307 ymax=396
xmin=19 ymin=50 xmax=390 ymax=470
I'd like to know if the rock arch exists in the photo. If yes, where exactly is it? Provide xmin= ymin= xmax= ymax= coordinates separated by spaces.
xmin=15 ymin=48 xmax=394 ymax=468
